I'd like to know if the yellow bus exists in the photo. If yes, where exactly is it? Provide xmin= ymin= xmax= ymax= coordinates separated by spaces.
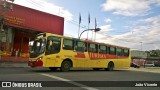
xmin=28 ymin=33 xmax=131 ymax=72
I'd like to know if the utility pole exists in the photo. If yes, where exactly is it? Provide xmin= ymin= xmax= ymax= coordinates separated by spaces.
xmin=0 ymin=0 xmax=14 ymax=52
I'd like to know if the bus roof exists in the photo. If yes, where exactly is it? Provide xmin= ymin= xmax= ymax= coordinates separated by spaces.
xmin=81 ymin=39 xmax=129 ymax=49
xmin=42 ymin=33 xmax=130 ymax=49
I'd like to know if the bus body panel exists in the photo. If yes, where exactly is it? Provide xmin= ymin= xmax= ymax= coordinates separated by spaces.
xmin=29 ymin=33 xmax=131 ymax=70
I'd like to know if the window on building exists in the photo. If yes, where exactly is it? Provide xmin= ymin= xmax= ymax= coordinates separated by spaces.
xmin=46 ymin=36 xmax=61 ymax=55
xmin=88 ymin=43 xmax=98 ymax=53
xmin=63 ymin=39 xmax=74 ymax=50
xmin=99 ymin=45 xmax=107 ymax=54
xmin=109 ymin=46 xmax=116 ymax=55
xmin=76 ymin=41 xmax=86 ymax=52
xmin=124 ymin=49 xmax=129 ymax=56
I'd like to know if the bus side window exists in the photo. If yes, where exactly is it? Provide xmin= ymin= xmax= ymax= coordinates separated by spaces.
xmin=76 ymin=41 xmax=86 ymax=52
xmin=116 ymin=48 xmax=123 ymax=56
xmin=109 ymin=46 xmax=116 ymax=55
xmin=108 ymin=46 xmax=110 ymax=54
xmin=63 ymin=39 xmax=74 ymax=50
xmin=45 ymin=36 xmax=61 ymax=55
xmin=99 ymin=45 xmax=107 ymax=54
xmin=88 ymin=43 xmax=98 ymax=53
xmin=46 ymin=40 xmax=51 ymax=50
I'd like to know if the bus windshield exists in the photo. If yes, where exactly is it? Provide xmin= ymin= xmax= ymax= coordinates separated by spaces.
xmin=30 ymin=38 xmax=46 ymax=58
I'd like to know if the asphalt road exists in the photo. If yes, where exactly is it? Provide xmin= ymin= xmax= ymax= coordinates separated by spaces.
xmin=0 ymin=67 xmax=160 ymax=90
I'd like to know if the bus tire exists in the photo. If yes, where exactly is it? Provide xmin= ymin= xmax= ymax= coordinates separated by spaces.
xmin=105 ymin=62 xmax=114 ymax=71
xmin=49 ymin=67 xmax=58 ymax=71
xmin=60 ymin=60 xmax=71 ymax=72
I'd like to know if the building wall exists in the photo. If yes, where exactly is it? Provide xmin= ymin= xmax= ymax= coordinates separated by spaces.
xmin=0 ymin=3 xmax=64 ymax=35
xmin=0 ymin=3 xmax=65 ymax=58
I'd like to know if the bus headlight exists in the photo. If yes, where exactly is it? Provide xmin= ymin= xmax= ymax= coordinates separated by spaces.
xmin=36 ymin=57 xmax=43 ymax=62
xmin=35 ymin=57 xmax=43 ymax=67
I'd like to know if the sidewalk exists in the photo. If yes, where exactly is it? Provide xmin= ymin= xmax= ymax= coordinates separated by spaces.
xmin=0 ymin=56 xmax=28 ymax=62
xmin=0 ymin=61 xmax=29 ymax=68
xmin=128 ymin=67 xmax=160 ymax=74
xmin=0 ymin=56 xmax=29 ymax=68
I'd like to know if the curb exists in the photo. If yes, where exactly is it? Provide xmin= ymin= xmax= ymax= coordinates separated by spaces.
xmin=0 ymin=61 xmax=29 ymax=68
xmin=128 ymin=67 xmax=160 ymax=74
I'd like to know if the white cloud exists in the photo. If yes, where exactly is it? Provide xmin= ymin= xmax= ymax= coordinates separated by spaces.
xmin=105 ymin=18 xmax=112 ymax=23
xmin=102 ymin=0 xmax=160 ymax=16
xmin=96 ymin=15 xmax=160 ymax=51
xmin=150 ymin=0 xmax=160 ymax=6
xmin=140 ymin=15 xmax=160 ymax=24
xmin=14 ymin=0 xmax=73 ymax=21
xmin=99 ymin=25 xmax=112 ymax=32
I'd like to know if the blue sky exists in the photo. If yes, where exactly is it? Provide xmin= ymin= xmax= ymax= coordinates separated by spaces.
xmin=14 ymin=0 xmax=160 ymax=51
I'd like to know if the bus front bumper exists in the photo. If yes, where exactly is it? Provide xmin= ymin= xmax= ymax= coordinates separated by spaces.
xmin=28 ymin=60 xmax=43 ymax=67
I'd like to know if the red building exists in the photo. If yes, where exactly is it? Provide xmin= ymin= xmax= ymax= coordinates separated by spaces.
xmin=0 ymin=3 xmax=64 ymax=61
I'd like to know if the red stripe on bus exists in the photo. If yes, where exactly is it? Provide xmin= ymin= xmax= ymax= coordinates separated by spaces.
xmin=88 ymin=52 xmax=128 ymax=60
xmin=75 ymin=53 xmax=86 ymax=58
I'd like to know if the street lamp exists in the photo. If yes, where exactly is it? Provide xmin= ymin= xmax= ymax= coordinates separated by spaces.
xmin=79 ymin=28 xmax=101 ymax=39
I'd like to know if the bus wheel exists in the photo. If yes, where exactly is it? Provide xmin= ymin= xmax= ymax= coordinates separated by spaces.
xmin=105 ymin=62 xmax=114 ymax=71
xmin=49 ymin=67 xmax=58 ymax=71
xmin=60 ymin=60 xmax=71 ymax=72
xmin=93 ymin=68 xmax=101 ymax=71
